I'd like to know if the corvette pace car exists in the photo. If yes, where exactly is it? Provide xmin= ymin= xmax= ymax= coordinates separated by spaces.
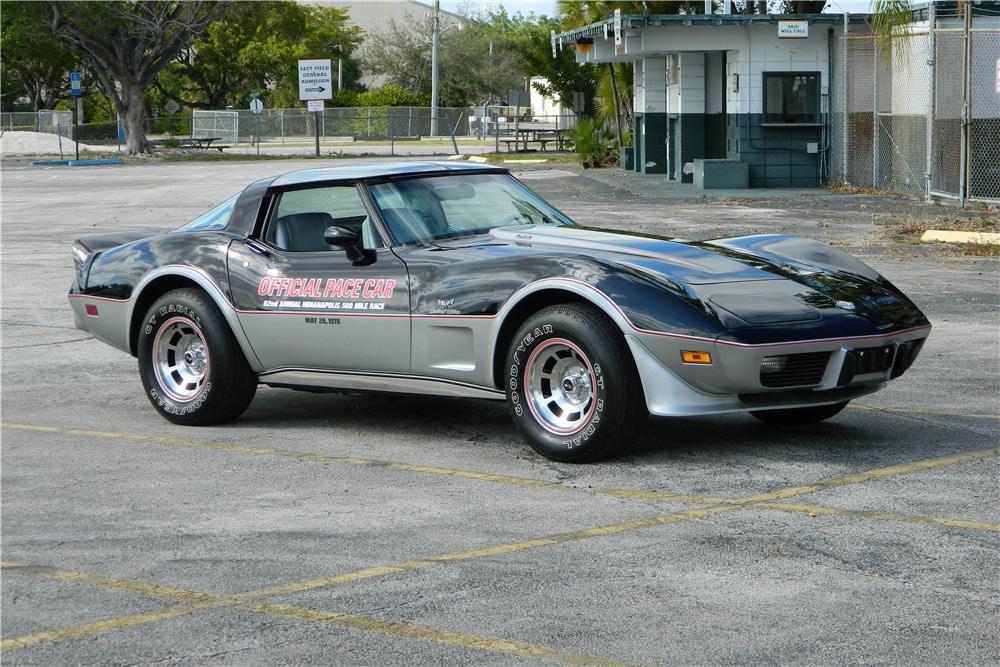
xmin=69 ymin=162 xmax=930 ymax=462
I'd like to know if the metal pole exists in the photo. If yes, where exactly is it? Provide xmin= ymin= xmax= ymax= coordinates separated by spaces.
xmin=872 ymin=39 xmax=878 ymax=190
xmin=338 ymin=57 xmax=343 ymax=91
xmin=73 ymin=105 xmax=80 ymax=161
xmin=958 ymin=4 xmax=970 ymax=207
xmin=449 ymin=112 xmax=459 ymax=155
xmin=314 ymin=111 xmax=320 ymax=157
xmin=925 ymin=3 xmax=935 ymax=201
xmin=256 ymin=112 xmax=260 ymax=156
xmin=430 ymin=0 xmax=440 ymax=137
xmin=842 ymin=12 xmax=849 ymax=185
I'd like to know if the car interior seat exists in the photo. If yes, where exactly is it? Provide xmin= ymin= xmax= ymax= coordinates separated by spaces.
xmin=271 ymin=212 xmax=335 ymax=252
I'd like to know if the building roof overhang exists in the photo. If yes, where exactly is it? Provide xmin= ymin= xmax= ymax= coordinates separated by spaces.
xmin=555 ymin=12 xmax=868 ymax=45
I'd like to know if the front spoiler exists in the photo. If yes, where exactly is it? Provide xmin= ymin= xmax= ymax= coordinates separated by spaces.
xmin=627 ymin=327 xmax=928 ymax=417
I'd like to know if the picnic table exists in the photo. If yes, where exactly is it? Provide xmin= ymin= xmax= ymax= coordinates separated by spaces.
xmin=496 ymin=122 xmax=569 ymax=152
xmin=179 ymin=137 xmax=227 ymax=151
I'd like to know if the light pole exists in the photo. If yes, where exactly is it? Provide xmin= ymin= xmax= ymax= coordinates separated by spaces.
xmin=335 ymin=45 xmax=343 ymax=92
xmin=430 ymin=0 xmax=440 ymax=137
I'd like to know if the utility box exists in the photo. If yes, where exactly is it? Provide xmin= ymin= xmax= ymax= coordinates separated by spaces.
xmin=693 ymin=159 xmax=749 ymax=189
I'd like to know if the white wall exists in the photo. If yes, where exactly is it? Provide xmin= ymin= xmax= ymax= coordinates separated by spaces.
xmin=725 ymin=25 xmax=830 ymax=115
xmin=706 ymin=51 xmax=724 ymax=115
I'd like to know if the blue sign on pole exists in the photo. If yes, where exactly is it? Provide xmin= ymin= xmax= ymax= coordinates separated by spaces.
xmin=70 ymin=71 xmax=81 ymax=96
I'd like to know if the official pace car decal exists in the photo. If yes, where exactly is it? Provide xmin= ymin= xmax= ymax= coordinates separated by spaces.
xmin=256 ymin=276 xmax=397 ymax=312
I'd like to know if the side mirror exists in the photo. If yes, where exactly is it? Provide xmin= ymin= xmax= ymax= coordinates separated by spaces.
xmin=323 ymin=225 xmax=359 ymax=246
xmin=324 ymin=225 xmax=374 ymax=265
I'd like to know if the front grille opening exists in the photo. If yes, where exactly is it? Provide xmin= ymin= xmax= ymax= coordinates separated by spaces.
xmin=838 ymin=344 xmax=898 ymax=387
xmin=760 ymin=351 xmax=832 ymax=388
xmin=855 ymin=345 xmax=896 ymax=375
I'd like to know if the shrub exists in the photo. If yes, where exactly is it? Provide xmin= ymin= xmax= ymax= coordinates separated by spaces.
xmin=355 ymin=84 xmax=423 ymax=108
xmin=567 ymin=116 xmax=618 ymax=168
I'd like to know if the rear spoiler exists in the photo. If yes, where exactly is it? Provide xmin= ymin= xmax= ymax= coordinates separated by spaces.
xmin=72 ymin=230 xmax=155 ymax=289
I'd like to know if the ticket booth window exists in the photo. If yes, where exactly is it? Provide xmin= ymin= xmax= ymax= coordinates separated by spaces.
xmin=763 ymin=72 xmax=819 ymax=124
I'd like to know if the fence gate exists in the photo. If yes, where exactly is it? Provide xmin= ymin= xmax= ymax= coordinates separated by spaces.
xmin=192 ymin=110 xmax=238 ymax=145
xmin=930 ymin=21 xmax=966 ymax=199
xmin=968 ymin=23 xmax=1000 ymax=202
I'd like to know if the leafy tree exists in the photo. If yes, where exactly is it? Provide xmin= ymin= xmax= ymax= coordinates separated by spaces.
xmin=1 ymin=1 xmax=78 ymax=111
xmin=42 ymin=1 xmax=228 ymax=154
xmin=363 ymin=12 xmax=523 ymax=108
xmin=489 ymin=11 xmax=597 ymax=115
xmin=159 ymin=2 xmax=363 ymax=111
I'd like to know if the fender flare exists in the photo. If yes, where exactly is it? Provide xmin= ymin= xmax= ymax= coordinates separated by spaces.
xmin=128 ymin=264 xmax=264 ymax=372
xmin=485 ymin=277 xmax=635 ymax=388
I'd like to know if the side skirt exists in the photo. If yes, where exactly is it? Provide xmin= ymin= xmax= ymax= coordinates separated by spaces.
xmin=259 ymin=368 xmax=506 ymax=401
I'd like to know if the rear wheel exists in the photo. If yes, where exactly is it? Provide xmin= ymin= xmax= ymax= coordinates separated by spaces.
xmin=750 ymin=401 xmax=849 ymax=426
xmin=505 ymin=303 xmax=646 ymax=463
xmin=137 ymin=288 xmax=257 ymax=425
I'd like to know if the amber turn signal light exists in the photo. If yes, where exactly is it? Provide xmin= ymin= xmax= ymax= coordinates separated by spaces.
xmin=681 ymin=350 xmax=712 ymax=364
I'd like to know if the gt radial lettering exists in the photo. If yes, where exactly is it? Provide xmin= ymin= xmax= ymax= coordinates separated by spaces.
xmin=257 ymin=277 xmax=396 ymax=300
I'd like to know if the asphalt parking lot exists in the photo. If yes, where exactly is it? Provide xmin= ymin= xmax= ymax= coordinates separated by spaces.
xmin=1 ymin=158 xmax=998 ymax=665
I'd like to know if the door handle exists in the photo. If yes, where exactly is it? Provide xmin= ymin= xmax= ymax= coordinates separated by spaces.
xmin=245 ymin=240 xmax=272 ymax=258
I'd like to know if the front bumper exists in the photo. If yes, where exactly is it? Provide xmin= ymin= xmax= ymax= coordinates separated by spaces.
xmin=627 ymin=325 xmax=930 ymax=417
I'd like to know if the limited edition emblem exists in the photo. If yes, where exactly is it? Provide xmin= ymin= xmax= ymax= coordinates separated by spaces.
xmin=836 ymin=300 xmax=856 ymax=311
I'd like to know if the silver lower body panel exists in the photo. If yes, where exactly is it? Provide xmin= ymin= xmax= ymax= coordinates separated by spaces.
xmin=259 ymin=368 xmax=505 ymax=401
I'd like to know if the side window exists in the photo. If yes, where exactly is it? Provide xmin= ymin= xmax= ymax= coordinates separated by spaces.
xmin=265 ymin=185 xmax=384 ymax=252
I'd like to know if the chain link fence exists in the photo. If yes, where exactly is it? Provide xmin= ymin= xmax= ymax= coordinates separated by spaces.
xmin=837 ymin=6 xmax=1000 ymax=204
xmin=1 ymin=110 xmax=73 ymax=137
xmin=4 ymin=107 xmax=476 ymax=148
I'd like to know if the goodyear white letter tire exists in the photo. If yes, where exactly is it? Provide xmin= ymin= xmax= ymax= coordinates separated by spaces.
xmin=506 ymin=303 xmax=646 ymax=463
xmin=137 ymin=288 xmax=257 ymax=425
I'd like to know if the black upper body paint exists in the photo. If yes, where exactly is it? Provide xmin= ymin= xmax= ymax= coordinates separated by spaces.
xmin=72 ymin=167 xmax=929 ymax=346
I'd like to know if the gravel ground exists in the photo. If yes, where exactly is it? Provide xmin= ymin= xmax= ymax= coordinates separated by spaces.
xmin=2 ymin=158 xmax=997 ymax=665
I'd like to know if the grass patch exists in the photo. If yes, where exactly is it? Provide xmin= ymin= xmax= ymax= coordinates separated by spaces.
xmin=877 ymin=214 xmax=999 ymax=236
xmin=154 ymin=151 xmax=372 ymax=162
xmin=482 ymin=152 xmax=578 ymax=164
xmin=876 ymin=212 xmax=1000 ymax=256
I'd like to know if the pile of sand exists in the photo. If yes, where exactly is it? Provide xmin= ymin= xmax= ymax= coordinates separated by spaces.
xmin=0 ymin=131 xmax=119 ymax=156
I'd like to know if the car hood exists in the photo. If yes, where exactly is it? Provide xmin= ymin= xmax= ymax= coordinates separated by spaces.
xmin=490 ymin=225 xmax=793 ymax=285
xmin=487 ymin=225 xmax=923 ymax=329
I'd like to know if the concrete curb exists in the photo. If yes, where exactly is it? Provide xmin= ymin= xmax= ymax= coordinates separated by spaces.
xmin=920 ymin=229 xmax=1000 ymax=246
xmin=31 ymin=159 xmax=124 ymax=167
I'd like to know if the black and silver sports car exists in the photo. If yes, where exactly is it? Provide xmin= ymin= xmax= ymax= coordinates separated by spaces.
xmin=69 ymin=162 xmax=930 ymax=462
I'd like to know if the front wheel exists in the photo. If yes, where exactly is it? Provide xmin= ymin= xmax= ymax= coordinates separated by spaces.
xmin=750 ymin=401 xmax=849 ymax=426
xmin=505 ymin=303 xmax=647 ymax=463
xmin=137 ymin=288 xmax=257 ymax=425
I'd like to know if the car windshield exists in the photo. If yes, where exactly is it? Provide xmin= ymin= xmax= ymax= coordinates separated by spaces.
xmin=174 ymin=193 xmax=239 ymax=232
xmin=368 ymin=173 xmax=573 ymax=245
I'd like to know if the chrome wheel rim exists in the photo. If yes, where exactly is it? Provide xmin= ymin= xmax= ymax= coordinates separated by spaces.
xmin=524 ymin=338 xmax=596 ymax=435
xmin=152 ymin=317 xmax=209 ymax=403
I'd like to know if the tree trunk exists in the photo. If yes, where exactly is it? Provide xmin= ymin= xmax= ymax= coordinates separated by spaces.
xmin=117 ymin=80 xmax=149 ymax=155
xmin=606 ymin=63 xmax=623 ymax=146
